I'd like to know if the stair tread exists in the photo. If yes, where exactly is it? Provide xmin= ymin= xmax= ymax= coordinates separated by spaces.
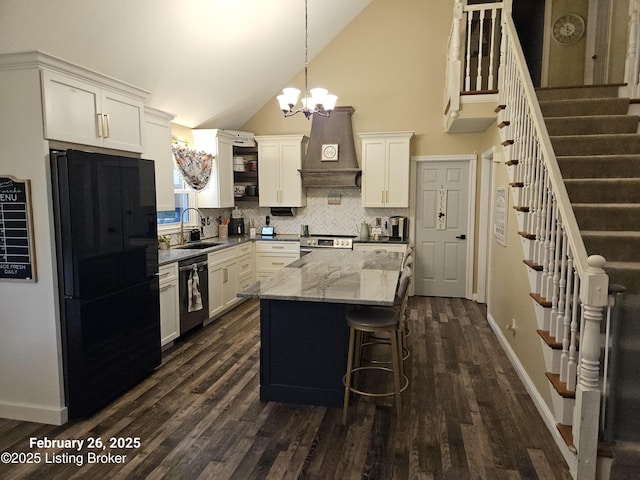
xmin=573 ymin=203 xmax=640 ymax=207
xmin=606 ymin=261 xmax=640 ymax=270
xmin=539 ymin=97 xmax=628 ymax=104
xmin=582 ymin=230 xmax=640 ymax=238
xmin=557 ymin=154 xmax=640 ymax=160
xmin=550 ymin=133 xmax=640 ymax=139
xmin=545 ymin=114 xmax=639 ymax=121
xmin=565 ymin=178 xmax=640 ymax=183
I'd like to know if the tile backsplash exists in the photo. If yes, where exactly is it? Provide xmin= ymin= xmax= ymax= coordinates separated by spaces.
xmin=199 ymin=187 xmax=408 ymax=238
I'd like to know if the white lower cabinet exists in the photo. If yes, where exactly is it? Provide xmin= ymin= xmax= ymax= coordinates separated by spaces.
xmin=208 ymin=247 xmax=238 ymax=318
xmin=207 ymin=243 xmax=254 ymax=320
xmin=236 ymin=249 xmax=254 ymax=292
xmin=354 ymin=243 xmax=407 ymax=254
xmin=158 ymin=263 xmax=179 ymax=347
xmin=255 ymin=241 xmax=300 ymax=281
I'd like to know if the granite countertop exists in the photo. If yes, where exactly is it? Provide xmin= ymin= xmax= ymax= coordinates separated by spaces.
xmin=238 ymin=249 xmax=403 ymax=306
xmin=158 ymin=234 xmax=301 ymax=266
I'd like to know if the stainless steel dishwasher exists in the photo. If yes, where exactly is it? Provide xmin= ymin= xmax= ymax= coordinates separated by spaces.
xmin=178 ymin=255 xmax=209 ymax=334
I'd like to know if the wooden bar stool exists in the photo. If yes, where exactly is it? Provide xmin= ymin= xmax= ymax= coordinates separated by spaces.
xmin=342 ymin=266 xmax=411 ymax=424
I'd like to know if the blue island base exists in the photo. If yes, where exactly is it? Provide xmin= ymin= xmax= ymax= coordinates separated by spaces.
xmin=259 ymin=299 xmax=350 ymax=408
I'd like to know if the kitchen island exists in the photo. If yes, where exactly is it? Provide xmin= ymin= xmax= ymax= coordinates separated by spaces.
xmin=238 ymin=249 xmax=403 ymax=407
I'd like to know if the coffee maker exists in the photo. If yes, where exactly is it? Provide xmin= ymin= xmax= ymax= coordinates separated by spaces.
xmin=389 ymin=216 xmax=408 ymax=241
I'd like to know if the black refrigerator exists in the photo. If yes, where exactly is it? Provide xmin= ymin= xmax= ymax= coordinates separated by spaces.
xmin=50 ymin=149 xmax=161 ymax=419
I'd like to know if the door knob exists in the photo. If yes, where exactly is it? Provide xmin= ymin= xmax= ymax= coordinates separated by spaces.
xmin=456 ymin=234 xmax=466 ymax=240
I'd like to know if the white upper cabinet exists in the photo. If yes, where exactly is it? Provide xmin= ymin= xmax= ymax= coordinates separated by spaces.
xmin=359 ymin=131 xmax=414 ymax=208
xmin=142 ymin=107 xmax=176 ymax=212
xmin=41 ymin=69 xmax=145 ymax=152
xmin=193 ymin=129 xmax=235 ymax=208
xmin=256 ymin=135 xmax=308 ymax=207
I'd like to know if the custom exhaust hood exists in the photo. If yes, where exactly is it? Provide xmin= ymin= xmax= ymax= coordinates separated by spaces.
xmin=299 ymin=106 xmax=361 ymax=187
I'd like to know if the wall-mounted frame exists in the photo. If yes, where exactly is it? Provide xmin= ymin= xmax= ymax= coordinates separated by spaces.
xmin=0 ymin=176 xmax=37 ymax=281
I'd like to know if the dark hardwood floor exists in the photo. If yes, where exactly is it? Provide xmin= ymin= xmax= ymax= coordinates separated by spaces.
xmin=0 ymin=297 xmax=572 ymax=479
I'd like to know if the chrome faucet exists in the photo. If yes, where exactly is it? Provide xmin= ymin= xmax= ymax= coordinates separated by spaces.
xmin=179 ymin=208 xmax=204 ymax=245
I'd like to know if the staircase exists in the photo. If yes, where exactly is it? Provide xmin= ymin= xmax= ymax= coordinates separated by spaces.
xmin=537 ymin=85 xmax=640 ymax=299
xmin=536 ymin=85 xmax=640 ymax=475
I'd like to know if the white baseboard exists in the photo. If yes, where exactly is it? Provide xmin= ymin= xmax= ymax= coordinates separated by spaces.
xmin=486 ymin=312 xmax=578 ymax=475
xmin=0 ymin=401 xmax=68 ymax=426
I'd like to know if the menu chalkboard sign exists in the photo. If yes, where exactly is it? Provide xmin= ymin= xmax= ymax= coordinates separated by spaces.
xmin=0 ymin=176 xmax=36 ymax=281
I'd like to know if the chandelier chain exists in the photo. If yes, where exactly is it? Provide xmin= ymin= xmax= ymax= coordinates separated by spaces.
xmin=276 ymin=0 xmax=337 ymax=118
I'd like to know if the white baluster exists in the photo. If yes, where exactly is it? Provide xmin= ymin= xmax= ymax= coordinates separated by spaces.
xmin=546 ymin=195 xmax=558 ymax=302
xmin=555 ymin=226 xmax=568 ymax=341
xmin=465 ymin=10 xmax=473 ymax=90
xmin=488 ymin=7 xmax=498 ymax=89
xmin=560 ymin=244 xmax=574 ymax=384
xmin=550 ymin=211 xmax=563 ymax=336
xmin=567 ymin=269 xmax=579 ymax=391
xmin=476 ymin=9 xmax=486 ymax=90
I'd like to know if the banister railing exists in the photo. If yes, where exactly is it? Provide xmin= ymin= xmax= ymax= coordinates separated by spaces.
xmin=499 ymin=14 xmax=609 ymax=480
xmin=444 ymin=1 xmax=502 ymax=127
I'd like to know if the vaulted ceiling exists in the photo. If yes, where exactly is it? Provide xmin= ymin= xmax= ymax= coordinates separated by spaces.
xmin=0 ymin=0 xmax=372 ymax=129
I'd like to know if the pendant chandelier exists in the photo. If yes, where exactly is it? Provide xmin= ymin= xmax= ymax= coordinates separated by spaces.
xmin=277 ymin=0 xmax=337 ymax=119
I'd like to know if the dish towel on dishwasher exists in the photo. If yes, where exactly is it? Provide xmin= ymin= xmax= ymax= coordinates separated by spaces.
xmin=188 ymin=264 xmax=203 ymax=312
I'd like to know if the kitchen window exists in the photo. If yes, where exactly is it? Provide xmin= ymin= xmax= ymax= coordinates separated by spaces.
xmin=157 ymin=165 xmax=198 ymax=228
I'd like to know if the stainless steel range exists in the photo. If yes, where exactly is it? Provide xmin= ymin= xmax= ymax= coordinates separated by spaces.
xmin=300 ymin=234 xmax=356 ymax=250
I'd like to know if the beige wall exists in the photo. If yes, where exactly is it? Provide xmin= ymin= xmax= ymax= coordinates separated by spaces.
xmin=487 ymin=148 xmax=553 ymax=404
xmin=171 ymin=123 xmax=195 ymax=147
xmin=547 ymin=0 xmax=590 ymax=86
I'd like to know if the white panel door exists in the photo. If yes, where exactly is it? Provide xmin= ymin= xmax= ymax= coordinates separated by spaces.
xmin=415 ymin=161 xmax=469 ymax=297
xmin=280 ymin=140 xmax=305 ymax=206
xmin=385 ymin=138 xmax=410 ymax=207
xmin=143 ymin=113 xmax=175 ymax=212
xmin=258 ymin=142 xmax=280 ymax=206
xmin=361 ymin=140 xmax=386 ymax=206
xmin=41 ymin=70 xmax=102 ymax=147
xmin=101 ymin=89 xmax=144 ymax=152
xmin=216 ymin=133 xmax=235 ymax=208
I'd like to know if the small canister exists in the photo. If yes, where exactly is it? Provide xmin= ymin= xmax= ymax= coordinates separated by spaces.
xmin=233 ymin=156 xmax=245 ymax=172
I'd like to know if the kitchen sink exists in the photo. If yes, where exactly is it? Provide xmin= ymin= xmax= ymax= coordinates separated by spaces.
xmin=178 ymin=242 xmax=221 ymax=250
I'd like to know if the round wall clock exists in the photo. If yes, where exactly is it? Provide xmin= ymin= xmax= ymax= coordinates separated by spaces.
xmin=552 ymin=13 xmax=585 ymax=45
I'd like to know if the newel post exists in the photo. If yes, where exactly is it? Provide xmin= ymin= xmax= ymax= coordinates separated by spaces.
xmin=446 ymin=0 xmax=464 ymax=122
xmin=574 ymin=255 xmax=608 ymax=479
